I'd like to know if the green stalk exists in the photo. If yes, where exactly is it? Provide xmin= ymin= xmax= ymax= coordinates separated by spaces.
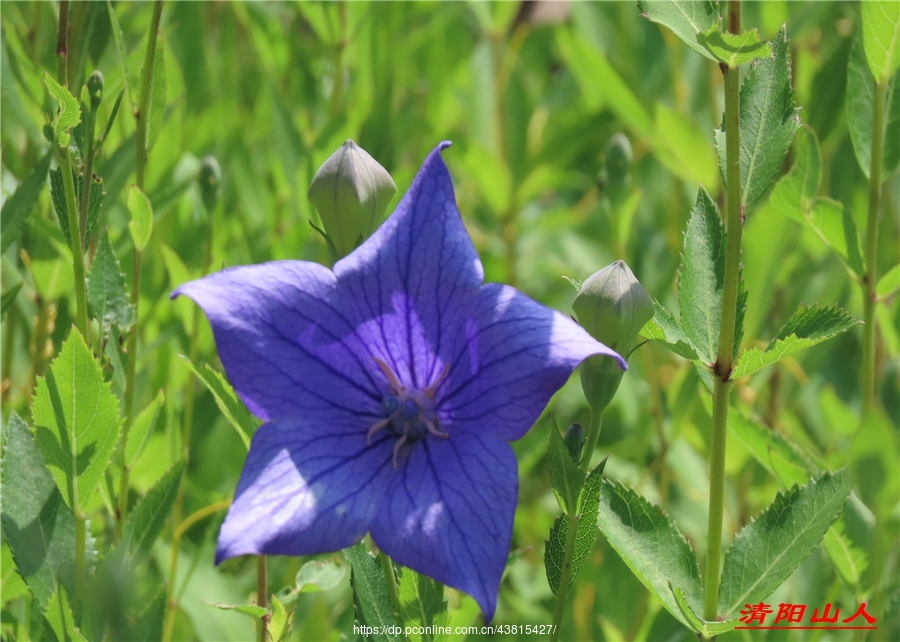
xmin=704 ymin=0 xmax=743 ymax=625
xmin=58 ymin=151 xmax=89 ymax=337
xmin=257 ymin=556 xmax=268 ymax=642
xmin=861 ymin=80 xmax=885 ymax=416
xmin=580 ymin=405 xmax=604 ymax=472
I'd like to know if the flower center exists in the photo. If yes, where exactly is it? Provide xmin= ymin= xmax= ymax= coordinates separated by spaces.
xmin=368 ymin=358 xmax=449 ymax=468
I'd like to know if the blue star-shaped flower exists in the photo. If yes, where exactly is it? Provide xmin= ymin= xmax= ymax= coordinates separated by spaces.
xmin=173 ymin=142 xmax=624 ymax=620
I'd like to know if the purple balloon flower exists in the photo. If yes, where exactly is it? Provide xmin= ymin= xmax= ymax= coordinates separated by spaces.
xmin=173 ymin=142 xmax=624 ymax=620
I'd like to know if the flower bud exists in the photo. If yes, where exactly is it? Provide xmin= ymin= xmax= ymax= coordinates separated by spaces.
xmin=573 ymin=260 xmax=653 ymax=411
xmin=198 ymin=155 xmax=221 ymax=213
xmin=563 ymin=423 xmax=584 ymax=462
xmin=87 ymin=70 xmax=104 ymax=111
xmin=308 ymin=140 xmax=397 ymax=258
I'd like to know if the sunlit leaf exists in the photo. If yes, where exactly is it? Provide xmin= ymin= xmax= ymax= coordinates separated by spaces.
xmin=697 ymin=26 xmax=771 ymax=67
xmin=638 ymin=0 xmax=721 ymax=61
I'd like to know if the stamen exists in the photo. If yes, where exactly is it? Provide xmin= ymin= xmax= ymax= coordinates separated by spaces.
xmin=367 ymin=417 xmax=391 ymax=445
xmin=392 ymin=436 xmax=408 ymax=469
xmin=425 ymin=419 xmax=449 ymax=439
xmin=425 ymin=363 xmax=451 ymax=399
xmin=374 ymin=357 xmax=404 ymax=393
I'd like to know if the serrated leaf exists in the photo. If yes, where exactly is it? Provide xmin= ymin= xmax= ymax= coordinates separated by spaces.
xmin=679 ymin=186 xmax=724 ymax=366
xmin=548 ymin=425 xmax=586 ymax=515
xmin=179 ymin=357 xmax=259 ymax=449
xmin=344 ymin=543 xmax=399 ymax=642
xmin=43 ymin=586 xmax=88 ymax=642
xmin=399 ymin=568 xmax=449 ymax=642
xmin=861 ymin=0 xmax=900 ymax=84
xmin=671 ymin=585 xmax=740 ymax=638
xmin=1 ymin=151 xmax=52 ymax=252
xmin=32 ymin=329 xmax=122 ymax=510
xmin=545 ymin=462 xmax=605 ymax=596
xmin=126 ymin=390 xmax=164 ymax=467
xmin=0 ymin=412 xmax=96 ymax=610
xmin=732 ymin=304 xmax=860 ymax=378
xmin=847 ymin=36 xmax=900 ymax=180
xmin=641 ymin=300 xmax=701 ymax=362
xmin=116 ymin=461 xmax=184 ymax=566
xmin=107 ymin=1 xmax=135 ymax=110
xmin=147 ymin=38 xmax=167 ymax=151
xmin=718 ymin=470 xmax=851 ymax=620
xmin=716 ymin=26 xmax=800 ymax=215
xmin=595 ymin=478 xmax=702 ymax=629
xmin=44 ymin=72 xmax=81 ymax=148
xmin=697 ymin=26 xmax=771 ymax=67
xmin=1 ymin=283 xmax=22 ymax=319
xmin=127 ymin=185 xmax=153 ymax=252
xmin=637 ymin=0 xmax=721 ymax=61
xmin=88 ymin=231 xmax=135 ymax=339
xmin=130 ymin=590 xmax=166 ymax=642
xmin=295 ymin=558 xmax=347 ymax=593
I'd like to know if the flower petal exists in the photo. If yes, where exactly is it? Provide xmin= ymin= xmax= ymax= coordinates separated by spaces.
xmin=173 ymin=261 xmax=383 ymax=422
xmin=216 ymin=418 xmax=397 ymax=563
xmin=441 ymin=283 xmax=625 ymax=441
xmin=369 ymin=431 xmax=517 ymax=621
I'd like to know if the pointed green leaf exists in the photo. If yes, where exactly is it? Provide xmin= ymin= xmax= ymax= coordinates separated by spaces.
xmin=847 ymin=36 xmax=900 ymax=179
xmin=268 ymin=594 xmax=295 ymax=642
xmin=0 ymin=412 xmax=96 ymax=610
xmin=641 ymin=300 xmax=701 ymax=362
xmin=43 ymin=586 xmax=88 ymax=642
xmin=88 ymin=231 xmax=136 ymax=339
xmin=671 ymin=585 xmax=740 ymax=638
xmin=125 ymin=390 xmax=163 ymax=468
xmin=1 ymin=151 xmax=52 ymax=252
xmin=716 ymin=26 xmax=800 ymax=215
xmin=399 ymin=568 xmax=449 ymax=642
xmin=127 ymin=185 xmax=153 ymax=252
xmin=130 ymin=590 xmax=166 ymax=642
xmin=545 ymin=461 xmax=605 ymax=596
xmin=147 ymin=38 xmax=167 ymax=151
xmin=861 ymin=0 xmax=900 ymax=84
xmin=637 ymin=0 xmax=721 ymax=61
xmin=1 ymin=283 xmax=22 ymax=319
xmin=729 ymin=408 xmax=813 ymax=486
xmin=732 ymin=304 xmax=860 ymax=378
xmin=678 ymin=186 xmax=724 ymax=366
xmin=697 ymin=26 xmax=772 ymax=67
xmin=179 ymin=357 xmax=259 ymax=449
xmin=107 ymin=1 xmax=135 ymax=110
xmin=548 ymin=425 xmax=586 ymax=515
xmin=295 ymin=558 xmax=347 ymax=593
xmin=877 ymin=263 xmax=900 ymax=298
xmin=116 ymin=462 xmax=184 ymax=566
xmin=718 ymin=470 xmax=851 ymax=620
xmin=596 ymin=478 xmax=702 ymax=629
xmin=202 ymin=601 xmax=268 ymax=619
xmin=44 ymin=72 xmax=81 ymax=148
xmin=50 ymin=169 xmax=105 ymax=250
xmin=32 ymin=330 xmax=122 ymax=510
xmin=344 ymin=543 xmax=399 ymax=642
xmin=823 ymin=493 xmax=873 ymax=595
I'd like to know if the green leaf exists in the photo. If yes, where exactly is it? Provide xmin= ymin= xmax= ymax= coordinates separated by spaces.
xmin=127 ymin=185 xmax=153 ymax=252
xmin=43 ymin=586 xmax=88 ymax=642
xmin=32 ymin=329 xmax=122 ymax=510
xmin=125 ymin=390 xmax=164 ymax=468
xmin=294 ymin=558 xmax=347 ymax=593
xmin=1 ymin=411 xmax=95 ymax=610
xmin=678 ymin=186 xmax=724 ymax=366
xmin=822 ymin=493 xmax=873 ymax=595
xmin=147 ymin=38 xmax=167 ymax=151
xmin=877 ymin=262 xmax=900 ymax=298
xmin=653 ymin=103 xmax=719 ymax=188
xmin=203 ymin=601 xmax=268 ymax=619
xmin=49 ymin=169 xmax=104 ymax=250
xmin=399 ymin=568 xmax=449 ymax=642
xmin=548 ymin=424 xmax=586 ymax=515
xmin=729 ymin=408 xmax=812 ymax=486
xmin=1 ymin=283 xmax=22 ymax=319
xmin=44 ymin=72 xmax=82 ymax=148
xmin=1 ymin=151 xmax=52 ymax=252
xmin=861 ymin=0 xmax=900 ymax=84
xmin=545 ymin=461 xmax=606 ymax=596
xmin=732 ymin=304 xmax=860 ymax=378
xmin=107 ymin=1 xmax=135 ymax=110
xmin=88 ymin=231 xmax=136 ymax=339
xmin=716 ymin=26 xmax=800 ymax=215
xmin=343 ymin=543 xmax=400 ymax=642
xmin=116 ymin=462 xmax=184 ymax=566
xmin=671 ymin=585 xmax=740 ymax=638
xmin=268 ymin=594 xmax=295 ymax=642
xmin=640 ymin=301 xmax=701 ymax=362
xmin=637 ymin=0 xmax=721 ymax=61
xmin=697 ymin=26 xmax=772 ymax=67
xmin=718 ymin=470 xmax=851 ymax=620
xmin=595 ymin=478 xmax=702 ymax=630
xmin=180 ymin=356 xmax=259 ymax=449
xmin=847 ymin=36 xmax=900 ymax=180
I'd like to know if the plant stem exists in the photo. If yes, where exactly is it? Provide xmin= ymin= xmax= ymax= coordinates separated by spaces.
xmin=704 ymin=0 xmax=742 ymax=626
xmin=55 ymin=0 xmax=68 ymax=88
xmin=134 ymin=1 xmax=163 ymax=189
xmin=257 ymin=556 xmax=268 ymax=642
xmin=861 ymin=80 xmax=885 ymax=416
xmin=580 ymin=406 xmax=604 ymax=472
xmin=549 ymin=511 xmax=581 ymax=642
xmin=58 ymin=150 xmax=89 ymax=337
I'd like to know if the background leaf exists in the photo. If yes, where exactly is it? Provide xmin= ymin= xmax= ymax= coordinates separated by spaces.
xmin=127 ymin=184 xmax=153 ymax=252
xmin=116 ymin=461 xmax=185 ymax=566
xmin=0 ymin=151 xmax=51 ymax=252
xmin=88 ymin=230 xmax=136 ymax=338
xmin=547 ymin=423 xmax=586 ymax=515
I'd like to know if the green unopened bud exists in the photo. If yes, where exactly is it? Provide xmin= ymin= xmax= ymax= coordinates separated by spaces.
xmin=87 ymin=70 xmax=104 ymax=111
xmin=603 ymin=133 xmax=632 ymax=203
xmin=563 ymin=423 xmax=585 ymax=461
xmin=198 ymin=155 xmax=221 ymax=213
xmin=308 ymin=140 xmax=397 ymax=258
xmin=573 ymin=260 xmax=653 ymax=411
